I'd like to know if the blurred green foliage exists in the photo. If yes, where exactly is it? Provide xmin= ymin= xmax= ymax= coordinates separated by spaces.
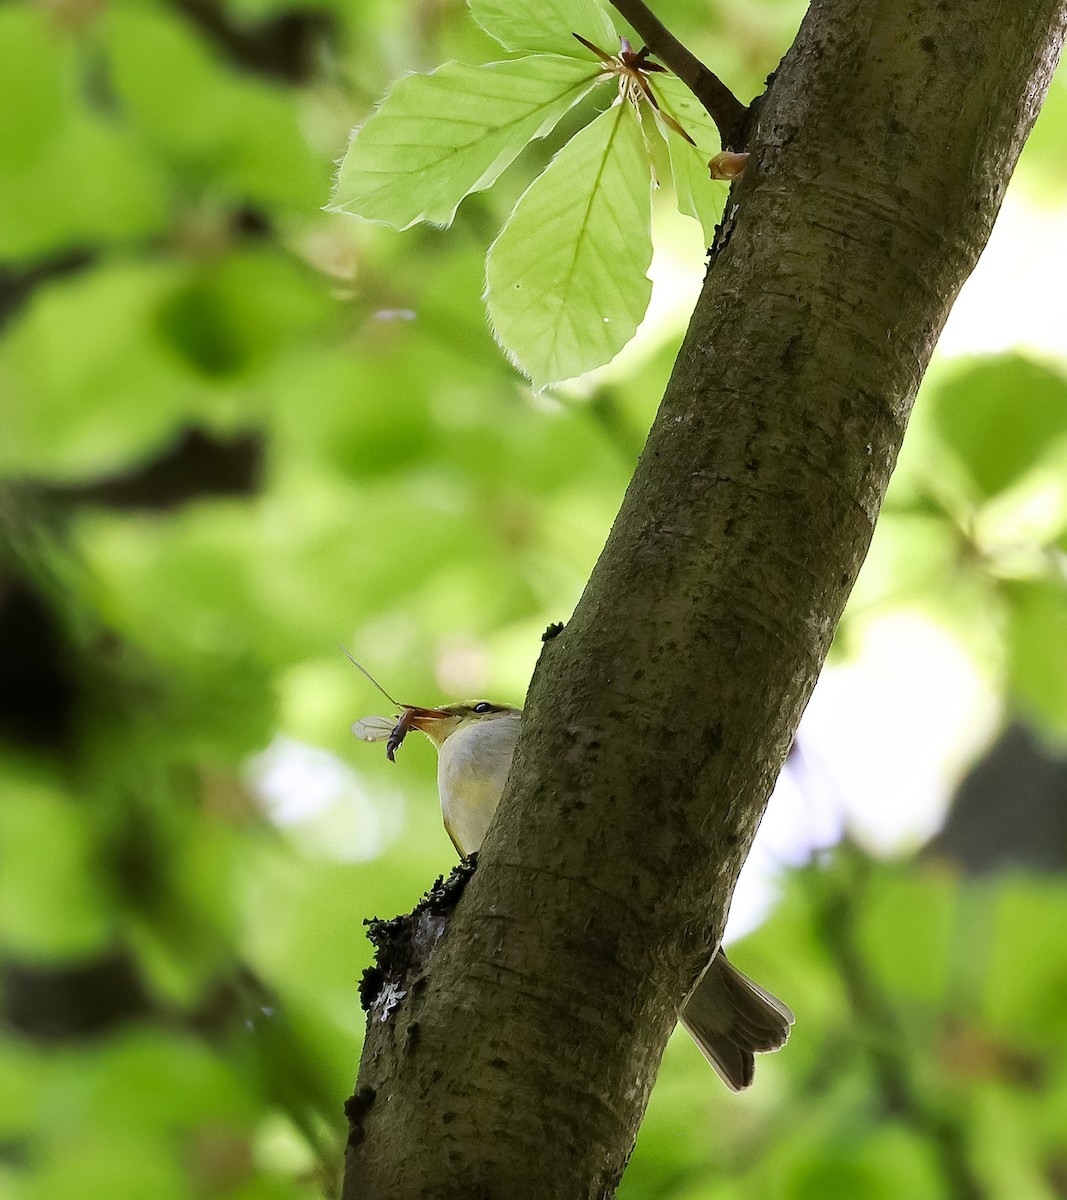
xmin=1 ymin=1 xmax=1066 ymax=1198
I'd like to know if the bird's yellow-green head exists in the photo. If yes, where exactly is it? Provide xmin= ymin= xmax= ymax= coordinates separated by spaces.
xmin=406 ymin=701 xmax=520 ymax=747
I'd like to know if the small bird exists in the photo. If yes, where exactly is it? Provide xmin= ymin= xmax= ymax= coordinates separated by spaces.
xmin=352 ymin=677 xmax=794 ymax=1090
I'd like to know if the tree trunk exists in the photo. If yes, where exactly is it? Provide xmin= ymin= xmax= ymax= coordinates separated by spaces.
xmin=343 ymin=2 xmax=1067 ymax=1196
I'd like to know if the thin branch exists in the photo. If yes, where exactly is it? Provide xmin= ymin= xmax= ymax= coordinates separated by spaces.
xmin=606 ymin=0 xmax=749 ymax=148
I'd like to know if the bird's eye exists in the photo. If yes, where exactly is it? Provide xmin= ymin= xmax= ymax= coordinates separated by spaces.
xmin=472 ymin=702 xmax=494 ymax=714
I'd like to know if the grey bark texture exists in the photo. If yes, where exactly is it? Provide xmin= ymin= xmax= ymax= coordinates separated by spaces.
xmin=343 ymin=1 xmax=1067 ymax=1196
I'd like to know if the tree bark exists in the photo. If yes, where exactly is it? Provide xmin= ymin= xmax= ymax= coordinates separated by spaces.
xmin=343 ymin=2 xmax=1067 ymax=1196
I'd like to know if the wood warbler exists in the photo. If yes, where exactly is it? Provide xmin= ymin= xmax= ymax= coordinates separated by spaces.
xmin=353 ymin=689 xmax=794 ymax=1090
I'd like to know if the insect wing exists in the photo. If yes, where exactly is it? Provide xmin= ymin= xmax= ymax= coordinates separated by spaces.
xmin=351 ymin=715 xmax=397 ymax=743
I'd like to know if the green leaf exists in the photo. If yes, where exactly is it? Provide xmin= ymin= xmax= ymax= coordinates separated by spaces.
xmin=929 ymin=356 xmax=1067 ymax=498
xmin=0 ymin=778 xmax=110 ymax=956
xmin=1004 ymin=578 xmax=1067 ymax=733
xmin=469 ymin=0 xmax=617 ymax=56
xmin=0 ymin=106 xmax=168 ymax=262
xmin=486 ymin=102 xmax=654 ymax=389
xmin=985 ymin=878 xmax=1067 ymax=1042
xmin=653 ymin=75 xmax=723 ymax=244
xmin=105 ymin=7 xmax=328 ymax=211
xmin=0 ymin=7 xmax=65 ymax=169
xmin=328 ymin=56 xmax=599 ymax=230
xmin=666 ymin=136 xmax=721 ymax=245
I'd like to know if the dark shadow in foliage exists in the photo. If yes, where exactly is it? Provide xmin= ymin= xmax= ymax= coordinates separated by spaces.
xmin=0 ymin=250 xmax=96 ymax=333
xmin=1 ymin=949 xmax=155 ymax=1041
xmin=170 ymin=0 xmax=337 ymax=84
xmin=927 ymin=723 xmax=1067 ymax=874
xmin=0 ymin=574 xmax=77 ymax=752
xmin=46 ymin=427 xmax=265 ymax=512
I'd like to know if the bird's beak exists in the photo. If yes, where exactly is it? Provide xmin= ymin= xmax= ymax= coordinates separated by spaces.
xmin=403 ymin=705 xmax=452 ymax=732
xmin=400 ymin=705 xmax=456 ymax=750
xmin=382 ymin=704 xmax=454 ymax=762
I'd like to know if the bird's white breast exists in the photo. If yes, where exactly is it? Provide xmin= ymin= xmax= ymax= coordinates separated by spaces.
xmin=437 ymin=715 xmax=520 ymax=855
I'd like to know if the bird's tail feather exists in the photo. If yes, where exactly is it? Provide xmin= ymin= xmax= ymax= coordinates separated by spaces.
xmin=679 ymin=951 xmax=794 ymax=1091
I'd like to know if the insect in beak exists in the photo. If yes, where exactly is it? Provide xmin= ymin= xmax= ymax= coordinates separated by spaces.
xmin=342 ymin=646 xmax=449 ymax=761
xmin=385 ymin=705 xmax=450 ymax=761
